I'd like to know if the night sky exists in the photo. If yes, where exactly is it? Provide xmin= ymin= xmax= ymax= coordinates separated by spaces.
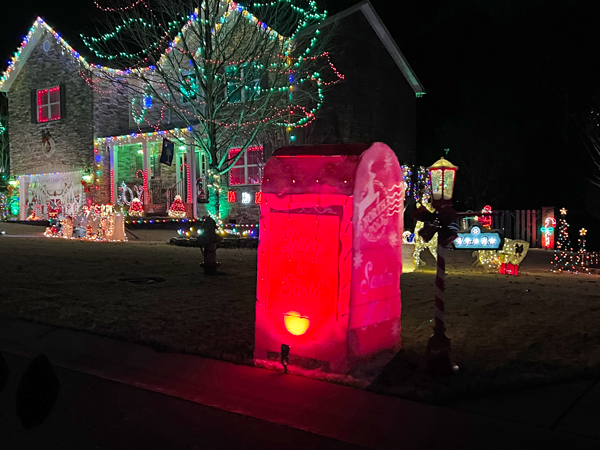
xmin=2 ymin=0 xmax=600 ymax=241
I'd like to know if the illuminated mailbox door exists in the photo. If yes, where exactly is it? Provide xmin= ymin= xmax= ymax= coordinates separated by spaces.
xmin=266 ymin=213 xmax=339 ymax=323
xmin=256 ymin=143 xmax=403 ymax=372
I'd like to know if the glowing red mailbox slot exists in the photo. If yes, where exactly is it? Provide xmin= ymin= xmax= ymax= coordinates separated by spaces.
xmin=255 ymin=143 xmax=404 ymax=372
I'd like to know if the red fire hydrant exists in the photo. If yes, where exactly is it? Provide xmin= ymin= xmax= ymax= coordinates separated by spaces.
xmin=197 ymin=216 xmax=222 ymax=275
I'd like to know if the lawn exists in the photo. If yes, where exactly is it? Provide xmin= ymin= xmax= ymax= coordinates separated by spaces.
xmin=1 ymin=222 xmax=599 ymax=403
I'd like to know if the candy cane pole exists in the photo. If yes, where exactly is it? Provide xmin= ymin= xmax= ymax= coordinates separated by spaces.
xmin=434 ymin=244 xmax=446 ymax=335
xmin=180 ymin=164 xmax=192 ymax=204
xmin=425 ymin=236 xmax=455 ymax=376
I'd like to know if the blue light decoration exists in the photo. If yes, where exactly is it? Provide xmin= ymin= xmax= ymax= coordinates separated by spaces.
xmin=453 ymin=225 xmax=503 ymax=250
xmin=143 ymin=94 xmax=152 ymax=108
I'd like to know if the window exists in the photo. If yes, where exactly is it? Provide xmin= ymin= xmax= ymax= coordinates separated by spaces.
xmin=181 ymin=72 xmax=198 ymax=103
xmin=228 ymin=146 xmax=264 ymax=186
xmin=226 ymin=64 xmax=260 ymax=103
xmin=149 ymin=142 xmax=160 ymax=178
xmin=37 ymin=86 xmax=61 ymax=122
xmin=225 ymin=66 xmax=242 ymax=103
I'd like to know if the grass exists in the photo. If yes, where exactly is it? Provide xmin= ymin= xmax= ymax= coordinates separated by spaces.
xmin=1 ymin=223 xmax=600 ymax=403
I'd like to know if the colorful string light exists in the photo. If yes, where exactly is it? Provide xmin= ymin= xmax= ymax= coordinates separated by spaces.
xmin=168 ymin=194 xmax=186 ymax=218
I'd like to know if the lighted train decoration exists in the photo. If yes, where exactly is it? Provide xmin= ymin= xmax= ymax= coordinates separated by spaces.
xmin=453 ymin=225 xmax=503 ymax=250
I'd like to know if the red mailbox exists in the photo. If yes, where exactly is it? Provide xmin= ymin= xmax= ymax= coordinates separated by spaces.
xmin=255 ymin=143 xmax=404 ymax=372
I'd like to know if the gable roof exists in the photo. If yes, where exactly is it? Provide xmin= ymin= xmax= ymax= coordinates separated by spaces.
xmin=1 ymin=2 xmax=422 ymax=97
xmin=320 ymin=0 xmax=425 ymax=97
xmin=0 ymin=2 xmax=291 ymax=93
xmin=0 ymin=17 xmax=92 ymax=92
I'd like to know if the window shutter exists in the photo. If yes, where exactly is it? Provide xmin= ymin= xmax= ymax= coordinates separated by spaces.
xmin=60 ymin=83 xmax=66 ymax=119
xmin=30 ymin=89 xmax=37 ymax=123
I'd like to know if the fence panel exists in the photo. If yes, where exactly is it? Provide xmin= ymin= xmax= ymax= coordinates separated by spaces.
xmin=490 ymin=209 xmax=544 ymax=248
xmin=531 ymin=210 xmax=538 ymax=247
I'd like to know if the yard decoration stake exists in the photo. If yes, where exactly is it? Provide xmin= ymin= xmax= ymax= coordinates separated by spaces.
xmin=255 ymin=143 xmax=403 ymax=373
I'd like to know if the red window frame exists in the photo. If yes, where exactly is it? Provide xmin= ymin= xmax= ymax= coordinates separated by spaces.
xmin=228 ymin=146 xmax=264 ymax=186
xmin=37 ymin=86 xmax=61 ymax=123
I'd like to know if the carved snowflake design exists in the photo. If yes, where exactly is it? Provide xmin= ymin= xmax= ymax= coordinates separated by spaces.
xmin=389 ymin=232 xmax=398 ymax=247
xmin=353 ymin=251 xmax=363 ymax=269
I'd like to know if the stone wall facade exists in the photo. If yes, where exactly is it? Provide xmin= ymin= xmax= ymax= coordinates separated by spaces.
xmin=93 ymin=79 xmax=131 ymax=138
xmin=8 ymin=29 xmax=94 ymax=177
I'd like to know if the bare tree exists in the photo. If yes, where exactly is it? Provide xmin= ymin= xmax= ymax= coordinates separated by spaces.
xmin=83 ymin=0 xmax=340 ymax=217
xmin=432 ymin=112 xmax=520 ymax=210
xmin=581 ymin=104 xmax=600 ymax=189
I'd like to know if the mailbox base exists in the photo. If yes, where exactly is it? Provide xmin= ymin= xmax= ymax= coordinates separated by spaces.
xmin=255 ymin=309 xmax=401 ymax=374
xmin=347 ymin=317 xmax=401 ymax=362
xmin=254 ymin=308 xmax=348 ymax=373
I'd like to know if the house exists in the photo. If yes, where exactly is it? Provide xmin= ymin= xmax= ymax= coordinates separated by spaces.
xmin=296 ymin=0 xmax=425 ymax=165
xmin=0 ymin=1 xmax=423 ymax=223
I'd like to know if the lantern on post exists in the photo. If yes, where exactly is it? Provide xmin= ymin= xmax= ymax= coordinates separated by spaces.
xmin=414 ymin=157 xmax=459 ymax=376
xmin=428 ymin=157 xmax=458 ymax=209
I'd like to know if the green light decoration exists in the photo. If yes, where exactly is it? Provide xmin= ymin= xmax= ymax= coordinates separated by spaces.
xmin=180 ymin=72 xmax=199 ymax=102
xmin=9 ymin=197 xmax=19 ymax=216
xmin=80 ymin=18 xmax=186 ymax=61
xmin=205 ymin=182 xmax=230 ymax=222
xmin=130 ymin=95 xmax=147 ymax=124
xmin=79 ymin=0 xmax=339 ymax=132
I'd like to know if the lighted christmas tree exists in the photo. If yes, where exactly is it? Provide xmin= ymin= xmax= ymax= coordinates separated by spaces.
xmin=128 ymin=198 xmax=144 ymax=217
xmin=573 ymin=228 xmax=589 ymax=271
xmin=552 ymin=208 xmax=577 ymax=272
xmin=578 ymin=228 xmax=587 ymax=252
xmin=168 ymin=195 xmax=186 ymax=219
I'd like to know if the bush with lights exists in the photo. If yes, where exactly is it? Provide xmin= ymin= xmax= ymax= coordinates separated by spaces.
xmin=128 ymin=197 xmax=144 ymax=217
xmin=168 ymin=195 xmax=186 ymax=219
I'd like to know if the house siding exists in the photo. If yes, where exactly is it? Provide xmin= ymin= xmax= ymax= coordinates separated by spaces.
xmin=298 ymin=10 xmax=417 ymax=165
xmin=93 ymin=79 xmax=131 ymax=138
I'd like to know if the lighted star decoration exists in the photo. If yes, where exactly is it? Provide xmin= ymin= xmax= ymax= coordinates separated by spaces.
xmin=353 ymin=251 xmax=363 ymax=269
xmin=560 ymin=208 xmax=567 ymax=215
xmin=580 ymin=228 xmax=587 ymax=236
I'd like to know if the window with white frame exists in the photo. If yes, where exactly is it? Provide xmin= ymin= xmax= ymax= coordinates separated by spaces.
xmin=37 ymin=86 xmax=61 ymax=122
xmin=228 ymin=146 xmax=264 ymax=185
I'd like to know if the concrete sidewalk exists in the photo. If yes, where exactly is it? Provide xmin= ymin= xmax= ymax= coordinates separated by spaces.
xmin=1 ymin=317 xmax=598 ymax=450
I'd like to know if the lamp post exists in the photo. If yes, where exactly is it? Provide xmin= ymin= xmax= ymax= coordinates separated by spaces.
xmin=425 ymin=157 xmax=458 ymax=376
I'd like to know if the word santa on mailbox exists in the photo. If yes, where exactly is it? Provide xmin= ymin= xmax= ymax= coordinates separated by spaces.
xmin=255 ymin=143 xmax=404 ymax=372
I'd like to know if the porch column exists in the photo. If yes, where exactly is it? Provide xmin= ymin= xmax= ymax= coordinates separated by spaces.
xmin=187 ymin=136 xmax=197 ymax=219
xmin=109 ymin=145 xmax=117 ymax=205
xmin=19 ymin=175 xmax=25 ymax=220
xmin=141 ymin=141 xmax=150 ymax=209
